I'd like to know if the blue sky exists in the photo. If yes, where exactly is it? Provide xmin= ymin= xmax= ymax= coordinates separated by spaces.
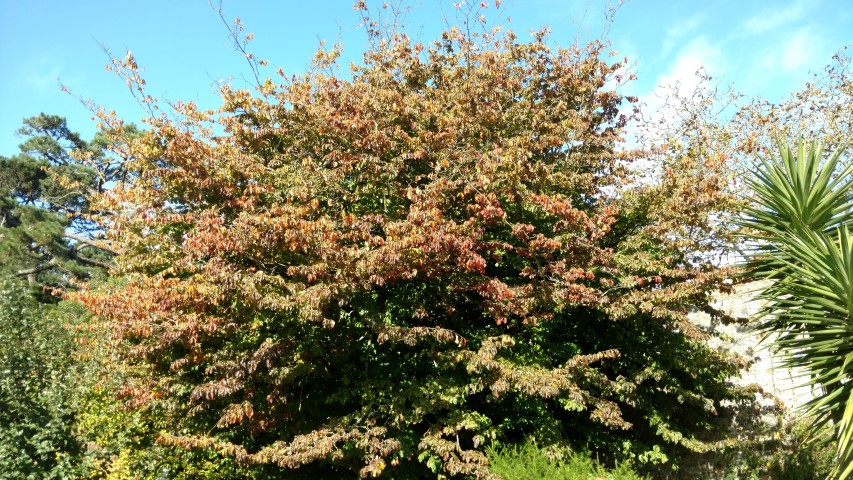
xmin=1 ymin=0 xmax=851 ymax=150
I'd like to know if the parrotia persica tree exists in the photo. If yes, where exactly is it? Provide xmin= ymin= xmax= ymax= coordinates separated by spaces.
xmin=77 ymin=5 xmax=748 ymax=478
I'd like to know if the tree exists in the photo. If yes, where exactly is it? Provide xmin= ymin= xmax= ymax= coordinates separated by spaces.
xmin=77 ymin=8 xmax=749 ymax=479
xmin=740 ymin=139 xmax=853 ymax=480
xmin=638 ymin=49 xmax=852 ymax=199
xmin=0 ymin=114 xmax=126 ymax=294
xmin=0 ymin=115 xmax=131 ymax=478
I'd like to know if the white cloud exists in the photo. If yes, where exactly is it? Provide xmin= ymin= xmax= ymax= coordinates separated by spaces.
xmin=29 ymin=65 xmax=63 ymax=91
xmin=743 ymin=0 xmax=810 ymax=33
xmin=640 ymin=36 xmax=724 ymax=113
xmin=621 ymin=36 xmax=724 ymax=151
xmin=780 ymin=28 xmax=815 ymax=73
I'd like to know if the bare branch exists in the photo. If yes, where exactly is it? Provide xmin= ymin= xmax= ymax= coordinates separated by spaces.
xmin=210 ymin=0 xmax=263 ymax=88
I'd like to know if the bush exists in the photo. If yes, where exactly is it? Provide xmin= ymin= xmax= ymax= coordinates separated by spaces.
xmin=0 ymin=280 xmax=84 ymax=478
xmin=713 ymin=419 xmax=835 ymax=480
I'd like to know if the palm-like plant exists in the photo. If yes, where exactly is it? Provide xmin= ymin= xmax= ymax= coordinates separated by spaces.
xmin=741 ymin=138 xmax=853 ymax=479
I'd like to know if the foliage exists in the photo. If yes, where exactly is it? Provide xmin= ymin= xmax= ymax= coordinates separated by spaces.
xmin=0 ymin=115 xmax=131 ymax=478
xmin=0 ymin=114 xmax=123 ymax=294
xmin=76 ymin=6 xmax=749 ymax=479
xmin=764 ymin=422 xmax=836 ymax=480
xmin=740 ymin=138 xmax=853 ymax=478
xmin=75 ymin=390 xmax=249 ymax=479
xmin=712 ymin=419 xmax=835 ymax=480
xmin=485 ymin=442 xmax=647 ymax=480
xmin=71 ymin=310 xmax=255 ymax=480
xmin=735 ymin=49 xmax=852 ymax=155
xmin=0 ymin=279 xmax=84 ymax=479
xmin=638 ymin=48 xmax=852 ymax=203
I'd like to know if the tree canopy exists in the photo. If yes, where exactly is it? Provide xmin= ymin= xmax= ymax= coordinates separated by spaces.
xmin=0 ymin=114 xmax=126 ymax=294
xmin=71 ymin=10 xmax=752 ymax=478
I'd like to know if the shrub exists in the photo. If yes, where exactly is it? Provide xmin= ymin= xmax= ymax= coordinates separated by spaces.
xmin=76 ymin=7 xmax=747 ymax=478
xmin=0 ymin=280 xmax=84 ymax=478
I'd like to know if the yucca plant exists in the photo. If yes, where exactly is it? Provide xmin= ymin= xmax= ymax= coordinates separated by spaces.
xmin=740 ymin=138 xmax=853 ymax=479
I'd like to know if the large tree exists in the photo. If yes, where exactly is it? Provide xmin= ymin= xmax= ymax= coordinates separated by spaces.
xmin=637 ymin=47 xmax=853 ymax=480
xmin=0 ymin=114 xmax=127 ymax=293
xmin=0 ymin=114 xmax=100 ymax=478
xmin=0 ymin=115 xmax=131 ymax=478
xmin=77 ymin=9 xmax=749 ymax=479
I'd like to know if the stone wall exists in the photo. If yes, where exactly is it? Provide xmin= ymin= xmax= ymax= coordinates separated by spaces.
xmin=688 ymin=280 xmax=817 ymax=413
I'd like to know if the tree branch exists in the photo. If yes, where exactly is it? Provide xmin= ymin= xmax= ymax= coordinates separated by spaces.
xmin=63 ymin=232 xmax=117 ymax=255
xmin=67 ymin=247 xmax=112 ymax=269
xmin=15 ymin=259 xmax=59 ymax=278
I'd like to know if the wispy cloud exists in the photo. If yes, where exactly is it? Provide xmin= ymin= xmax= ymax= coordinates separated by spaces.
xmin=660 ymin=13 xmax=704 ymax=57
xmin=636 ymin=36 xmax=724 ymax=125
xmin=620 ymin=36 xmax=727 ymax=172
xmin=779 ymin=28 xmax=818 ymax=73
xmin=651 ymin=36 xmax=723 ymax=95
xmin=13 ymin=53 xmax=89 ymax=99
xmin=730 ymin=26 xmax=826 ymax=97
xmin=29 ymin=66 xmax=64 ymax=91
xmin=751 ymin=27 xmax=823 ymax=79
xmin=743 ymin=0 xmax=810 ymax=33
xmin=16 ymin=55 xmax=66 ymax=93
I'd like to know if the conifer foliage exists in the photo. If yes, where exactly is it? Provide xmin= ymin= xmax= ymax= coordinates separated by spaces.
xmin=78 ymin=7 xmax=746 ymax=478
xmin=0 ymin=114 xmax=123 ymax=293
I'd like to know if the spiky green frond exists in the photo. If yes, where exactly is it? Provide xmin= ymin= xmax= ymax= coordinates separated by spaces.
xmin=741 ymin=138 xmax=853 ymax=479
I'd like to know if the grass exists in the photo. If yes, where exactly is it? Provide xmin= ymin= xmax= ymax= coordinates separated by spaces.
xmin=486 ymin=442 xmax=647 ymax=480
